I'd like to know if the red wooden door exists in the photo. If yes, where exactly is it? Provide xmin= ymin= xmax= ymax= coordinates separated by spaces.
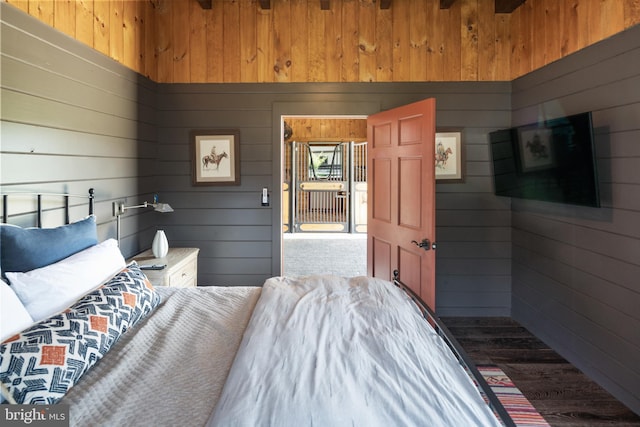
xmin=367 ymin=99 xmax=437 ymax=310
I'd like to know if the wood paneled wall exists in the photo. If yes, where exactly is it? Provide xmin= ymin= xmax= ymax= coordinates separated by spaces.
xmin=510 ymin=0 xmax=640 ymax=78
xmin=284 ymin=118 xmax=367 ymax=142
xmin=157 ymin=81 xmax=513 ymax=315
xmin=1 ymin=2 xmax=160 ymax=256
xmin=5 ymin=0 xmax=640 ymax=83
xmin=4 ymin=0 xmax=158 ymax=81
xmin=510 ymin=24 xmax=640 ymax=414
xmin=3 ymin=1 xmax=639 ymax=411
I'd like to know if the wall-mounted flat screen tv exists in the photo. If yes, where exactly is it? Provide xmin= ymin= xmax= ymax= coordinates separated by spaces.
xmin=489 ymin=112 xmax=600 ymax=207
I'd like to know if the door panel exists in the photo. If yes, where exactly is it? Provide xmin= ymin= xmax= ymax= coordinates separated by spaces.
xmin=372 ymin=157 xmax=392 ymax=222
xmin=399 ymin=157 xmax=422 ymax=228
xmin=367 ymin=98 xmax=436 ymax=310
xmin=399 ymin=115 xmax=424 ymax=145
xmin=398 ymin=247 xmax=421 ymax=291
xmin=371 ymin=237 xmax=392 ymax=280
xmin=372 ymin=122 xmax=392 ymax=148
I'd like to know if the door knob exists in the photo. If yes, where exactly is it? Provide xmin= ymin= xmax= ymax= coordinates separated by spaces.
xmin=411 ymin=239 xmax=436 ymax=251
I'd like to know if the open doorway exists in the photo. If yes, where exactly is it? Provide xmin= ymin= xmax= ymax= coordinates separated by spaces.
xmin=281 ymin=116 xmax=367 ymax=277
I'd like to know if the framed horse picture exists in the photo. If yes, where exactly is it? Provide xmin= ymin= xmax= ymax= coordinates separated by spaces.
xmin=191 ymin=129 xmax=240 ymax=186
xmin=517 ymin=126 xmax=555 ymax=173
xmin=435 ymin=131 xmax=463 ymax=182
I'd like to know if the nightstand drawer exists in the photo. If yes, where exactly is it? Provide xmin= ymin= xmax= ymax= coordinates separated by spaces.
xmin=168 ymin=260 xmax=197 ymax=288
xmin=129 ymin=248 xmax=199 ymax=288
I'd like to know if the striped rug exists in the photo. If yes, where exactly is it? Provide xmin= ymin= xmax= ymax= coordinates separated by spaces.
xmin=478 ymin=365 xmax=550 ymax=427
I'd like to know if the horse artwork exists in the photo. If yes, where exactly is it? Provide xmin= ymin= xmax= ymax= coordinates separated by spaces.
xmin=434 ymin=132 xmax=462 ymax=181
xmin=524 ymin=133 xmax=549 ymax=160
xmin=435 ymin=142 xmax=453 ymax=169
xmin=192 ymin=130 xmax=240 ymax=185
xmin=202 ymin=151 xmax=228 ymax=170
xmin=518 ymin=127 xmax=554 ymax=172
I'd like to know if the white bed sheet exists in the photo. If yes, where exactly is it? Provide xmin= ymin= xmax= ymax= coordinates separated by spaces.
xmin=61 ymin=285 xmax=261 ymax=427
xmin=209 ymin=275 xmax=502 ymax=427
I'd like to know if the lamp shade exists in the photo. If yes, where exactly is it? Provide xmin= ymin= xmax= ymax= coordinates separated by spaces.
xmin=153 ymin=203 xmax=173 ymax=213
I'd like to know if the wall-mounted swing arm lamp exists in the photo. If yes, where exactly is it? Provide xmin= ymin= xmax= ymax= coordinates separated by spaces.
xmin=113 ymin=196 xmax=173 ymax=247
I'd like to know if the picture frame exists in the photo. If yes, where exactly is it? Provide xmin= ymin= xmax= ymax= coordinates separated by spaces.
xmin=435 ymin=131 xmax=463 ymax=182
xmin=191 ymin=129 xmax=240 ymax=186
xmin=517 ymin=126 xmax=555 ymax=173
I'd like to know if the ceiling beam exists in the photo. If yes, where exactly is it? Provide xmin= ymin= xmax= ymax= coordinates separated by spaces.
xmin=194 ymin=0 xmax=522 ymax=13
xmin=193 ymin=0 xmax=391 ymax=11
xmin=439 ymin=0 xmax=456 ymax=9
xmin=441 ymin=0 xmax=526 ymax=13
xmin=495 ymin=0 xmax=526 ymax=13
xmin=196 ymin=0 xmax=212 ymax=9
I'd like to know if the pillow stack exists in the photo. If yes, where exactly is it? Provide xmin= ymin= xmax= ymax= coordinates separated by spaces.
xmin=0 ymin=215 xmax=98 ymax=276
xmin=0 ymin=217 xmax=123 ymax=338
xmin=0 ymin=263 xmax=162 ymax=404
xmin=5 ymin=238 xmax=127 ymax=324
xmin=0 ymin=217 xmax=162 ymax=404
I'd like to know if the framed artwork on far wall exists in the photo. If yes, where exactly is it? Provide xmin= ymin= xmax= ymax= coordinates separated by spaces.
xmin=517 ymin=126 xmax=555 ymax=173
xmin=435 ymin=131 xmax=463 ymax=182
xmin=191 ymin=129 xmax=240 ymax=186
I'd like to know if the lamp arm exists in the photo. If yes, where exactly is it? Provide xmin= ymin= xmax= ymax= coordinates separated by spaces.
xmin=121 ymin=202 xmax=150 ymax=211
xmin=114 ymin=198 xmax=173 ymax=247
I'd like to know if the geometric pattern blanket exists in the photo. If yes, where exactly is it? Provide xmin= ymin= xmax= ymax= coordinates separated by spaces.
xmin=0 ymin=263 xmax=161 ymax=404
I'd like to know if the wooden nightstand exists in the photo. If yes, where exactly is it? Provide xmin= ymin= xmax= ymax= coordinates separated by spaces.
xmin=130 ymin=248 xmax=199 ymax=288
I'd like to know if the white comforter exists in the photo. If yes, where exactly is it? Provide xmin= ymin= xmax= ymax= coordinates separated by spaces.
xmin=209 ymin=275 xmax=502 ymax=427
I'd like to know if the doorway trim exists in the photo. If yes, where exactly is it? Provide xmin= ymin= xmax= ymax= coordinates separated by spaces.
xmin=271 ymin=101 xmax=381 ymax=275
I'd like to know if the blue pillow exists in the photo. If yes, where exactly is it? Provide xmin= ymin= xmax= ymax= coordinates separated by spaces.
xmin=0 ymin=216 xmax=97 ymax=275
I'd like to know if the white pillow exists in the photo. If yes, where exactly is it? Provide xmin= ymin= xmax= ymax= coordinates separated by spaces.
xmin=6 ymin=239 xmax=126 ymax=323
xmin=0 ymin=279 xmax=34 ymax=342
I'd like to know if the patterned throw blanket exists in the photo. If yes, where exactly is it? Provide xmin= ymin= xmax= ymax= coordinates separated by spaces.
xmin=60 ymin=285 xmax=261 ymax=426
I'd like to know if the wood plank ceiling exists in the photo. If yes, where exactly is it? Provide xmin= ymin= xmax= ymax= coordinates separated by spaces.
xmin=196 ymin=0 xmax=526 ymax=13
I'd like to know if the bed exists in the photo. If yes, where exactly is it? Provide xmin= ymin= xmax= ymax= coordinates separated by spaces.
xmin=1 ymin=190 xmax=515 ymax=427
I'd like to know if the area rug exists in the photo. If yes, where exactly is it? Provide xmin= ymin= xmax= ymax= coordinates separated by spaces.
xmin=477 ymin=365 xmax=550 ymax=427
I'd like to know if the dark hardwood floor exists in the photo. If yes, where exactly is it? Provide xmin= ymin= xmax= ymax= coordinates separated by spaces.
xmin=442 ymin=317 xmax=640 ymax=427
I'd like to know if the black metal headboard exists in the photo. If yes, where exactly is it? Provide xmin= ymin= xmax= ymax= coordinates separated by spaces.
xmin=1 ymin=188 xmax=95 ymax=227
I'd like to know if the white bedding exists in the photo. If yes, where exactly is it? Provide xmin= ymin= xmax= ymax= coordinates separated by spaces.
xmin=61 ymin=285 xmax=261 ymax=427
xmin=209 ymin=275 xmax=502 ymax=427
